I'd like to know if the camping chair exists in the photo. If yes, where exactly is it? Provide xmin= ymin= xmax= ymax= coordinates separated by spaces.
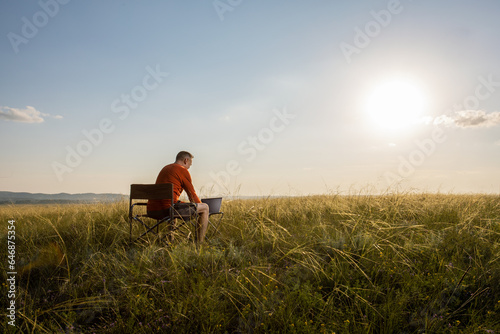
xmin=201 ymin=197 xmax=224 ymax=238
xmin=128 ymin=184 xmax=198 ymax=242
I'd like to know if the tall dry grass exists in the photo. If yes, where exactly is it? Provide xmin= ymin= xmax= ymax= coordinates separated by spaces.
xmin=0 ymin=193 xmax=499 ymax=333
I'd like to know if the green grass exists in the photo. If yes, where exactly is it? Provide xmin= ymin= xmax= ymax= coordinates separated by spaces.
xmin=1 ymin=193 xmax=499 ymax=333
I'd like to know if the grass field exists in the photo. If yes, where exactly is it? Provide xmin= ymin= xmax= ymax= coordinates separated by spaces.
xmin=1 ymin=193 xmax=499 ymax=333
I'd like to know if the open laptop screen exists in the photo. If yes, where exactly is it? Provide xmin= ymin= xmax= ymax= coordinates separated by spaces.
xmin=201 ymin=197 xmax=222 ymax=214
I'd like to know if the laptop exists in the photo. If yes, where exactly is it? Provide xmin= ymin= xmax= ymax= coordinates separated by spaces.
xmin=201 ymin=197 xmax=222 ymax=214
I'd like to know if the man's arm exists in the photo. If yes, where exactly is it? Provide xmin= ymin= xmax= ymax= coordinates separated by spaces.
xmin=181 ymin=169 xmax=201 ymax=203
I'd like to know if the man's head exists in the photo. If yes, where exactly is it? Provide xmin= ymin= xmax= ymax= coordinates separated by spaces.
xmin=175 ymin=151 xmax=194 ymax=169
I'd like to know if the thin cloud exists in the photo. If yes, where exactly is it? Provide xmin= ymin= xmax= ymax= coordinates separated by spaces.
xmin=434 ymin=110 xmax=500 ymax=128
xmin=0 ymin=106 xmax=63 ymax=123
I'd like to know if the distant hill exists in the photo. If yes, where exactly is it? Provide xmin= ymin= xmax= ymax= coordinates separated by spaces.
xmin=0 ymin=191 xmax=125 ymax=205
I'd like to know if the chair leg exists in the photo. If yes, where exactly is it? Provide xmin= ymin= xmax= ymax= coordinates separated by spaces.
xmin=131 ymin=214 xmax=201 ymax=244
xmin=207 ymin=212 xmax=224 ymax=239
xmin=136 ymin=218 xmax=167 ymax=241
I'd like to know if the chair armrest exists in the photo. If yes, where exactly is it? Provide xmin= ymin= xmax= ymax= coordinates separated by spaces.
xmin=129 ymin=202 xmax=148 ymax=218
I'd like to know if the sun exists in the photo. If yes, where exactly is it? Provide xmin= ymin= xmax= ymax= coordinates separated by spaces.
xmin=365 ymin=79 xmax=427 ymax=130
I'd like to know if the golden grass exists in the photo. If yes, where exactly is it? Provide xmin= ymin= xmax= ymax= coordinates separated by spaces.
xmin=0 ymin=193 xmax=499 ymax=333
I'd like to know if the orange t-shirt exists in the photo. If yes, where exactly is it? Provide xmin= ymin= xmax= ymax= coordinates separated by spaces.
xmin=147 ymin=163 xmax=201 ymax=211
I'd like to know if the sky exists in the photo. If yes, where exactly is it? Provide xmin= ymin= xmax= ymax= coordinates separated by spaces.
xmin=1 ymin=0 xmax=499 ymax=196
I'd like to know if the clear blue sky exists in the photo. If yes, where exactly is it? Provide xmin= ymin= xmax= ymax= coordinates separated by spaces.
xmin=1 ymin=0 xmax=499 ymax=196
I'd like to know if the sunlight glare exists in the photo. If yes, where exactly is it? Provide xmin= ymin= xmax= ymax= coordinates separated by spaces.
xmin=365 ymin=79 xmax=427 ymax=130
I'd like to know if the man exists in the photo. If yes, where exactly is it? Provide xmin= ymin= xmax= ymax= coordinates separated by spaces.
xmin=147 ymin=151 xmax=209 ymax=243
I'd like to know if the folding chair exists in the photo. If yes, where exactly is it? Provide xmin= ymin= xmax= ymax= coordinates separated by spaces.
xmin=128 ymin=184 xmax=198 ymax=242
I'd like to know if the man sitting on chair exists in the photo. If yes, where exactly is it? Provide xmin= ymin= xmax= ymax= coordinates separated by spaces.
xmin=147 ymin=151 xmax=209 ymax=243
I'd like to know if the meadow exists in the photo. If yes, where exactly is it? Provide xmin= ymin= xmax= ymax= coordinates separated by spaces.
xmin=0 ymin=193 xmax=499 ymax=333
